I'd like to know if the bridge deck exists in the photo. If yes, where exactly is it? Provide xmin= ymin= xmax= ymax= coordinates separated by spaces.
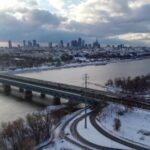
xmin=0 ymin=73 xmax=150 ymax=109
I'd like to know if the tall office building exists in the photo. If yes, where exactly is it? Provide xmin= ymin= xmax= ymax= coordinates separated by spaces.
xmin=67 ymin=42 xmax=70 ymax=48
xmin=28 ymin=41 xmax=32 ymax=47
xmin=49 ymin=42 xmax=53 ymax=48
xmin=78 ymin=38 xmax=82 ymax=48
xmin=23 ymin=40 xmax=26 ymax=48
xmin=60 ymin=40 xmax=64 ymax=48
xmin=82 ymin=40 xmax=85 ymax=48
xmin=8 ymin=40 xmax=12 ymax=48
xmin=93 ymin=39 xmax=100 ymax=48
xmin=33 ymin=40 xmax=37 ymax=47
xmin=71 ymin=40 xmax=78 ymax=47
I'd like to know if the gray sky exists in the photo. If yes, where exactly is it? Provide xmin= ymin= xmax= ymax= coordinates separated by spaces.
xmin=0 ymin=0 xmax=150 ymax=46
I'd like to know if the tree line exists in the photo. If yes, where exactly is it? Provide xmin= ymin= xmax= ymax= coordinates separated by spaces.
xmin=106 ymin=74 xmax=150 ymax=93
xmin=0 ymin=106 xmax=73 ymax=150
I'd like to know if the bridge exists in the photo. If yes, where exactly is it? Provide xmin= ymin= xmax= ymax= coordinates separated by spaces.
xmin=0 ymin=73 xmax=149 ymax=109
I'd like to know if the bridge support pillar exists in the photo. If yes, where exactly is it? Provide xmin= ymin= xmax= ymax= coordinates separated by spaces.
xmin=3 ymin=85 xmax=11 ymax=95
xmin=53 ymin=97 xmax=61 ymax=105
xmin=19 ymin=88 xmax=24 ymax=93
xmin=40 ymin=93 xmax=46 ymax=99
xmin=25 ymin=90 xmax=32 ymax=101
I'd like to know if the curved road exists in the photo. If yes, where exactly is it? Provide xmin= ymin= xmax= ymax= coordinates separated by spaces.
xmin=70 ymin=109 xmax=124 ymax=150
xmin=40 ymin=106 xmax=150 ymax=150
xmin=59 ymin=108 xmax=92 ymax=150
xmin=39 ymin=108 xmax=92 ymax=150
xmin=90 ymin=109 xmax=150 ymax=150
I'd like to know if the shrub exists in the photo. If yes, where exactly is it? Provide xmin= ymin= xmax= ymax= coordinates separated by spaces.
xmin=113 ymin=118 xmax=121 ymax=131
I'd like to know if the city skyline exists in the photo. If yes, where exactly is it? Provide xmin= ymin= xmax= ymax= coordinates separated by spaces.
xmin=0 ymin=0 xmax=150 ymax=46
xmin=5 ymin=38 xmax=100 ymax=48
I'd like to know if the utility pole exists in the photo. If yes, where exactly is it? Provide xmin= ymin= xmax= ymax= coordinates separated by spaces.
xmin=84 ymin=73 xmax=88 ymax=129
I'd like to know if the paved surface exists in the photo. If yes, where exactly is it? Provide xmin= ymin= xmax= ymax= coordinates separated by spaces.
xmin=37 ymin=106 xmax=150 ymax=150
xmin=70 ymin=109 xmax=124 ymax=150
xmin=59 ymin=108 xmax=92 ymax=150
xmin=90 ymin=108 xmax=150 ymax=150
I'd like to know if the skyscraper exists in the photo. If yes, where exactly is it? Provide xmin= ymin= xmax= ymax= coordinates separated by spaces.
xmin=28 ymin=41 xmax=32 ymax=47
xmin=33 ymin=40 xmax=37 ymax=47
xmin=60 ymin=40 xmax=64 ymax=48
xmin=23 ymin=40 xmax=26 ymax=48
xmin=93 ymin=39 xmax=100 ymax=48
xmin=82 ymin=40 xmax=85 ymax=48
xmin=71 ymin=40 xmax=78 ymax=47
xmin=78 ymin=38 xmax=82 ymax=48
xmin=8 ymin=40 xmax=12 ymax=48
xmin=49 ymin=42 xmax=52 ymax=48
xmin=67 ymin=42 xmax=70 ymax=48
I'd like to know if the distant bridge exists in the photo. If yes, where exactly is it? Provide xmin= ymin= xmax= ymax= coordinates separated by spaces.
xmin=0 ymin=73 xmax=149 ymax=109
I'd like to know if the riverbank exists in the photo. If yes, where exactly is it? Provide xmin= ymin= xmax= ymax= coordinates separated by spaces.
xmin=1 ymin=56 xmax=150 ymax=75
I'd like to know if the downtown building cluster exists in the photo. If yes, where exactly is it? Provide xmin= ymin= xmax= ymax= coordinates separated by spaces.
xmin=7 ymin=38 xmax=101 ymax=49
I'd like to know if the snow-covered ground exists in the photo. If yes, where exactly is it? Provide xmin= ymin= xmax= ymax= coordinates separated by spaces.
xmin=32 ymin=105 xmax=66 ymax=116
xmin=2 ymin=57 xmax=147 ymax=75
xmin=77 ymin=113 xmax=130 ymax=149
xmin=99 ymin=103 xmax=150 ymax=147
xmin=106 ymin=85 xmax=122 ymax=93
xmin=42 ymin=108 xmax=130 ymax=150
xmin=42 ymin=109 xmax=85 ymax=150
xmin=4 ymin=61 xmax=107 ymax=74
xmin=43 ymin=139 xmax=79 ymax=150
xmin=63 ymin=109 xmax=93 ymax=149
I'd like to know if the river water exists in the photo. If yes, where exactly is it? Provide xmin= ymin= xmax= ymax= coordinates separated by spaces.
xmin=0 ymin=58 xmax=150 ymax=124
xmin=19 ymin=58 xmax=150 ymax=89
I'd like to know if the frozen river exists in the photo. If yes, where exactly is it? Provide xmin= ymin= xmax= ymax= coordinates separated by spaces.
xmin=0 ymin=58 xmax=150 ymax=124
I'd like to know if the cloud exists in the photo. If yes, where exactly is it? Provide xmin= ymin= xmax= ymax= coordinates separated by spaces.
xmin=66 ymin=0 xmax=131 ymax=23
xmin=22 ymin=9 xmax=66 ymax=26
xmin=0 ymin=8 xmax=67 ymax=41
xmin=0 ymin=0 xmax=150 ymax=46
xmin=26 ymin=0 xmax=38 ymax=6
xmin=62 ymin=1 xmax=150 ymax=45
xmin=111 ymin=33 xmax=150 ymax=41
xmin=49 ymin=0 xmax=65 ymax=10
xmin=129 ymin=0 xmax=150 ymax=8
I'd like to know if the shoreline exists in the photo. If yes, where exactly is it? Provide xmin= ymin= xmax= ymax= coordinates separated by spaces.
xmin=0 ymin=57 xmax=150 ymax=74
xmin=2 ymin=56 xmax=150 ymax=75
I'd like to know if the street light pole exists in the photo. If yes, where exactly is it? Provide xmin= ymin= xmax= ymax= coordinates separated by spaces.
xmin=84 ymin=73 xmax=88 ymax=129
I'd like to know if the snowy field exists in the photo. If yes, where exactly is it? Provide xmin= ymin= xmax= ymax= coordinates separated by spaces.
xmin=42 ymin=109 xmax=85 ymax=150
xmin=99 ymin=103 xmax=150 ymax=147
xmin=77 ymin=115 xmax=130 ymax=149
xmin=42 ymin=108 xmax=130 ymax=150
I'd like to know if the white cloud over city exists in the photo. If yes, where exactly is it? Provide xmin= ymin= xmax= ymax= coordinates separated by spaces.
xmin=0 ymin=0 xmax=150 ymax=45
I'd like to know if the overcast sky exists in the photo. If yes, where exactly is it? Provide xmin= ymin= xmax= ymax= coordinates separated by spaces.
xmin=0 ymin=0 xmax=150 ymax=46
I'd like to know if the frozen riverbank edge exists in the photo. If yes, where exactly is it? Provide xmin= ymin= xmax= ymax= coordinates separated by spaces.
xmin=1 ymin=57 xmax=150 ymax=74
